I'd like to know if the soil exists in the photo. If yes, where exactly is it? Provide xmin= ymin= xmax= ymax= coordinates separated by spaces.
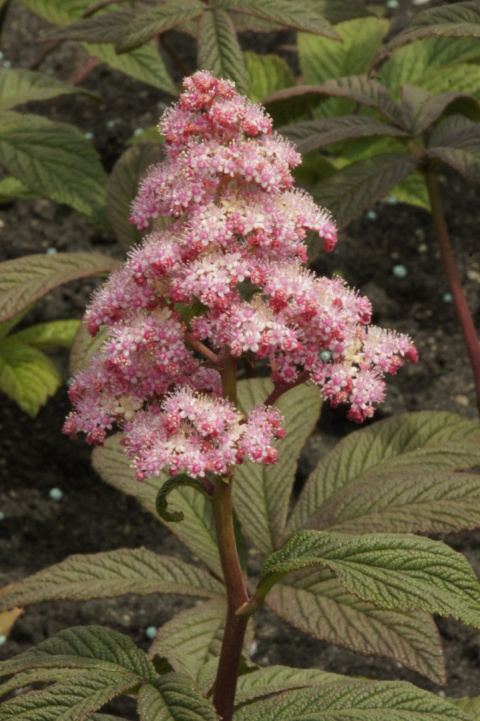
xmin=1 ymin=0 xmax=480 ymax=716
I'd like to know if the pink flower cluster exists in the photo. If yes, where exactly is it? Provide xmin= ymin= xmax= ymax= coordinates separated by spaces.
xmin=64 ymin=70 xmax=417 ymax=479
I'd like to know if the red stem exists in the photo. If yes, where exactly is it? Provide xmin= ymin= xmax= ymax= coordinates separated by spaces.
xmin=425 ymin=168 xmax=480 ymax=414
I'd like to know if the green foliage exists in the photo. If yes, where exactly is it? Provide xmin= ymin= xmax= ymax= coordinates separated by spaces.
xmin=243 ymin=52 xmax=294 ymax=103
xmin=198 ymin=8 xmax=248 ymax=95
xmin=0 ymin=68 xmax=98 ymax=112
xmin=116 ymin=1 xmax=205 ymax=54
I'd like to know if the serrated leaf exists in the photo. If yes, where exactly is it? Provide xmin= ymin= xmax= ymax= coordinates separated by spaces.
xmin=312 ymin=153 xmax=418 ymax=228
xmin=243 ymin=51 xmax=294 ymax=103
xmin=138 ymin=675 xmax=219 ymax=721
xmin=298 ymin=18 xmax=389 ymax=118
xmin=107 ymin=142 xmax=163 ymax=251
xmin=379 ymin=37 xmax=480 ymax=98
xmin=401 ymin=86 xmax=480 ymax=135
xmin=0 ymin=625 xmax=156 ymax=681
xmin=426 ymin=145 xmax=480 ymax=182
xmin=0 ymin=670 xmax=140 ymax=721
xmin=0 ymin=68 xmax=97 ymax=112
xmin=11 ymin=319 xmax=80 ymax=349
xmin=289 ymin=411 xmax=480 ymax=533
xmin=429 ymin=114 xmax=478 ymax=146
xmin=265 ymin=569 xmax=445 ymax=684
xmin=233 ymin=379 xmax=321 ymax=554
xmin=377 ymin=1 xmax=480 ymax=62
xmin=280 ymin=115 xmax=409 ymax=155
xmin=449 ymin=696 xmax=480 ymax=719
xmin=233 ymin=679 xmax=473 ymax=721
xmin=0 ymin=668 xmax=83 ymax=699
xmin=234 ymin=665 xmax=346 ymax=705
xmin=92 ymin=435 xmax=222 ymax=578
xmin=390 ymin=169 xmax=430 ymax=210
xmin=83 ymin=41 xmax=177 ymax=96
xmin=0 ymin=548 xmax=223 ymax=612
xmin=0 ymin=176 xmax=38 ymax=202
xmin=0 ymin=112 xmax=108 ymax=224
xmin=197 ymin=8 xmax=247 ymax=95
xmin=218 ymin=0 xmax=338 ymax=37
xmin=116 ymin=0 xmax=204 ymax=53
xmin=18 ymin=0 xmax=90 ymax=24
xmin=0 ymin=338 xmax=61 ymax=416
xmin=257 ymin=530 xmax=480 ymax=630
xmin=44 ymin=10 xmax=132 ymax=44
xmin=0 ymin=252 xmax=119 ymax=323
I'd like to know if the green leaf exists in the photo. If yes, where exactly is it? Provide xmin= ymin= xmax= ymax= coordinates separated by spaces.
xmin=257 ymin=530 xmax=480 ymax=629
xmin=116 ymin=0 xmax=204 ymax=53
xmin=428 ymin=113 xmax=477 ymax=146
xmin=126 ymin=125 xmax=164 ymax=145
xmin=18 ymin=0 xmax=90 ymax=24
xmin=244 ymin=51 xmax=294 ymax=103
xmin=0 ymin=112 xmax=108 ymax=224
xmin=426 ymin=144 xmax=480 ymax=182
xmin=449 ymin=696 xmax=480 ymax=720
xmin=298 ymin=18 xmax=389 ymax=118
xmin=312 ymin=153 xmax=418 ymax=228
xmin=280 ymin=115 xmax=409 ymax=155
xmin=156 ymin=474 xmax=212 ymax=523
xmin=43 ymin=10 xmax=132 ymax=43
xmin=69 ymin=322 xmax=106 ymax=375
xmin=0 ymin=176 xmax=38 ymax=202
xmin=0 ymin=671 xmax=141 ymax=721
xmin=401 ymin=86 xmax=480 ymax=135
xmin=377 ymin=1 xmax=480 ymax=62
xmin=234 ymin=665 xmax=339 ymax=705
xmin=0 ymin=305 xmax=34 ymax=340
xmin=138 ymin=675 xmax=219 ymax=721
xmin=0 ymin=668 xmax=83 ymax=699
xmin=420 ymin=63 xmax=480 ymax=104
xmin=0 ymin=625 xmax=156 ymax=680
xmin=92 ymin=434 xmax=222 ymax=578
xmin=0 ymin=251 xmax=120 ymax=323
xmin=217 ymin=0 xmax=338 ymax=37
xmin=0 ymin=548 xmax=223 ymax=611
xmin=233 ymin=379 xmax=321 ymax=554
xmin=289 ymin=411 xmax=480 ymax=533
xmin=390 ymin=170 xmax=430 ymax=211
xmin=0 ymin=338 xmax=61 ymax=416
xmin=0 ymin=67 xmax=97 ymax=112
xmin=379 ymin=37 xmax=480 ymax=98
xmin=265 ymin=570 xmax=445 ymax=684
xmin=83 ymin=41 xmax=178 ymax=96
xmin=107 ymin=142 xmax=163 ymax=251
xmin=233 ymin=679 xmax=473 ymax=721
xmin=197 ymin=8 xmax=248 ymax=95
xmin=11 ymin=319 xmax=80 ymax=348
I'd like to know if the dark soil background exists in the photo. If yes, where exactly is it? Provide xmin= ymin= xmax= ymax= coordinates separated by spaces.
xmin=1 ymin=0 xmax=480 ymax=715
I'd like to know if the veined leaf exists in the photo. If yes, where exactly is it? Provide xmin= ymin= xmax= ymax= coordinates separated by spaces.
xmin=0 ymin=670 xmax=141 ymax=721
xmin=116 ymin=1 xmax=204 ymax=54
xmin=401 ymin=86 xmax=480 ymax=135
xmin=390 ymin=170 xmax=430 ymax=211
xmin=298 ymin=18 xmax=389 ymax=118
xmin=0 ymin=625 xmax=156 ymax=680
xmin=233 ymin=679 xmax=473 ymax=721
xmin=217 ymin=0 xmax=338 ymax=37
xmin=197 ymin=9 xmax=248 ymax=95
xmin=83 ymin=41 xmax=177 ymax=96
xmin=377 ymin=1 xmax=480 ymax=62
xmin=0 ymin=68 xmax=97 ymax=112
xmin=280 ymin=115 xmax=409 ymax=155
xmin=17 ymin=0 xmax=90 ymax=24
xmin=0 ymin=305 xmax=34 ymax=340
xmin=426 ymin=145 xmax=480 ymax=182
xmin=289 ymin=411 xmax=480 ymax=534
xmin=379 ymin=37 xmax=480 ymax=98
xmin=233 ymin=379 xmax=321 ymax=554
xmin=0 ymin=176 xmax=37 ymax=202
xmin=312 ymin=153 xmax=418 ymax=228
xmin=0 ymin=252 xmax=120 ymax=323
xmin=107 ymin=142 xmax=163 ymax=251
xmin=138 ymin=675 xmax=219 ymax=721
xmin=11 ymin=319 xmax=80 ymax=349
xmin=0 ymin=338 xmax=61 ymax=416
xmin=0 ymin=548 xmax=223 ymax=612
xmin=429 ymin=114 xmax=478 ymax=146
xmin=244 ymin=52 xmax=294 ymax=103
xmin=421 ymin=64 xmax=480 ymax=105
xmin=257 ymin=530 xmax=480 ymax=629
xmin=44 ymin=10 xmax=132 ymax=43
xmin=69 ymin=322 xmax=106 ymax=375
xmin=0 ymin=112 xmax=108 ymax=224
xmin=234 ymin=665 xmax=339 ymax=705
xmin=449 ymin=696 xmax=480 ymax=719
xmin=0 ymin=668 xmax=87 ymax=699
xmin=92 ymin=435 xmax=222 ymax=578
xmin=265 ymin=569 xmax=445 ymax=684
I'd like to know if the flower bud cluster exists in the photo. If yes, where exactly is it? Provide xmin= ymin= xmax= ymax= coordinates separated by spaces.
xmin=64 ymin=70 xmax=417 ymax=479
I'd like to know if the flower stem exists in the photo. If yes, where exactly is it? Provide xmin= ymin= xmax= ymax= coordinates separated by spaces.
xmin=212 ymin=351 xmax=249 ymax=721
xmin=425 ymin=168 xmax=480 ymax=414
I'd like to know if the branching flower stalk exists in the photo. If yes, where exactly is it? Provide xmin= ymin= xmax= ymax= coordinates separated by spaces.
xmin=64 ymin=71 xmax=418 ymax=720
xmin=424 ymin=167 xmax=480 ymax=414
